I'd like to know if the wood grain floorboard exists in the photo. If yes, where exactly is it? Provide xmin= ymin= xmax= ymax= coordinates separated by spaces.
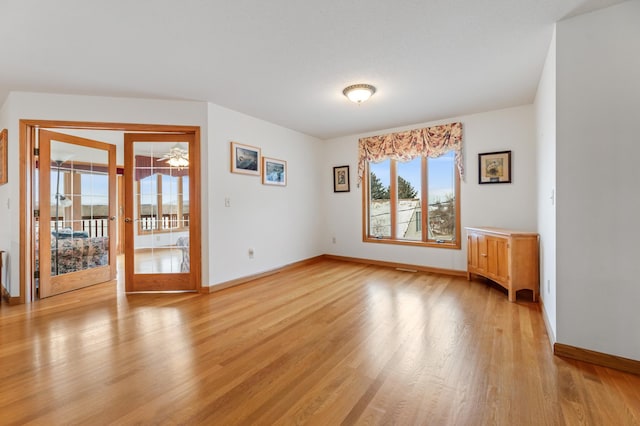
xmin=1 ymin=259 xmax=640 ymax=425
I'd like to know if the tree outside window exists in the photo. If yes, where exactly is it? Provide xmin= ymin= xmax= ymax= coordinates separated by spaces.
xmin=364 ymin=150 xmax=460 ymax=248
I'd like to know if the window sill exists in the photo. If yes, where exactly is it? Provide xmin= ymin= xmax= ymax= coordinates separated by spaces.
xmin=363 ymin=237 xmax=461 ymax=250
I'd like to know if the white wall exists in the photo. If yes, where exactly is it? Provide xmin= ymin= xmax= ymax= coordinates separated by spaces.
xmin=0 ymin=92 xmax=209 ymax=297
xmin=535 ymin=27 xmax=557 ymax=343
xmin=322 ymin=105 xmax=537 ymax=272
xmin=556 ymin=0 xmax=640 ymax=360
xmin=207 ymin=103 xmax=324 ymax=285
xmin=0 ymin=96 xmax=11 ymax=294
xmin=0 ymin=92 xmax=326 ymax=296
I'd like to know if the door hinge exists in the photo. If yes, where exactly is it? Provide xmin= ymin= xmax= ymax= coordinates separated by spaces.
xmin=33 ymin=147 xmax=39 ymax=156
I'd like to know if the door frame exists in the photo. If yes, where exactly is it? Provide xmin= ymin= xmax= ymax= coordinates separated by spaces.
xmin=19 ymin=120 xmax=202 ymax=303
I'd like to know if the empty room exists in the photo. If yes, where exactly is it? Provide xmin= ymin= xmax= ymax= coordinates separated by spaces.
xmin=1 ymin=0 xmax=639 ymax=424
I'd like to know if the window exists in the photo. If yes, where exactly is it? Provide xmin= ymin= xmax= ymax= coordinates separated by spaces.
xmin=137 ymin=173 xmax=189 ymax=234
xmin=363 ymin=150 xmax=460 ymax=249
xmin=48 ymin=168 xmax=111 ymax=238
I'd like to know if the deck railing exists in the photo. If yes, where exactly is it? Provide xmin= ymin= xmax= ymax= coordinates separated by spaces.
xmin=50 ymin=216 xmax=109 ymax=238
xmin=140 ymin=214 xmax=190 ymax=231
xmin=50 ymin=214 xmax=190 ymax=236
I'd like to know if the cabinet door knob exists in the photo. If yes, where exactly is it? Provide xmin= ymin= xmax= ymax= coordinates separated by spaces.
xmin=481 ymin=253 xmax=488 ymax=257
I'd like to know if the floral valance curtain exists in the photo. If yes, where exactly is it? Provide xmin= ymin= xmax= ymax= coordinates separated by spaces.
xmin=135 ymin=155 xmax=189 ymax=181
xmin=357 ymin=122 xmax=464 ymax=185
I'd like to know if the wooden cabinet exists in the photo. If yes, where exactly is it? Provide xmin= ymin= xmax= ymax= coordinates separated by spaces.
xmin=466 ymin=227 xmax=539 ymax=302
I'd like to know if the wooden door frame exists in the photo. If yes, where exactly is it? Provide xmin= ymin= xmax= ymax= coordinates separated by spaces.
xmin=19 ymin=120 xmax=202 ymax=303
xmin=123 ymin=132 xmax=201 ymax=292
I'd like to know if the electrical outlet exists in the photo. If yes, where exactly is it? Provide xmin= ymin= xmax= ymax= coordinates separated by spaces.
xmin=248 ymin=248 xmax=254 ymax=259
xmin=332 ymin=237 xmax=336 ymax=244
xmin=224 ymin=197 xmax=231 ymax=207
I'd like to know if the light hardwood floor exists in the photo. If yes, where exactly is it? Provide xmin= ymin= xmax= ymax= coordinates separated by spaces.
xmin=132 ymin=248 xmax=185 ymax=274
xmin=1 ymin=259 xmax=639 ymax=425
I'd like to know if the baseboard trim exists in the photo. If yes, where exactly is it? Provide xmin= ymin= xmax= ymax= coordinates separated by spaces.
xmin=539 ymin=297 xmax=556 ymax=349
xmin=554 ymin=343 xmax=640 ymax=376
xmin=322 ymin=254 xmax=467 ymax=277
xmin=202 ymin=254 xmax=465 ymax=294
xmin=1 ymin=285 xmax=21 ymax=305
xmin=201 ymin=256 xmax=325 ymax=294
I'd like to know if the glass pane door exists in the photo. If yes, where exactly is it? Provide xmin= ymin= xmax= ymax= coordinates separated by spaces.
xmin=134 ymin=143 xmax=189 ymax=274
xmin=124 ymin=133 xmax=198 ymax=292
xmin=38 ymin=130 xmax=116 ymax=298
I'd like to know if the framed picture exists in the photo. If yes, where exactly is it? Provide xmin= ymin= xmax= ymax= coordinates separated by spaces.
xmin=262 ymin=157 xmax=287 ymax=186
xmin=478 ymin=151 xmax=511 ymax=184
xmin=0 ymin=129 xmax=7 ymax=185
xmin=230 ymin=141 xmax=261 ymax=176
xmin=333 ymin=165 xmax=350 ymax=192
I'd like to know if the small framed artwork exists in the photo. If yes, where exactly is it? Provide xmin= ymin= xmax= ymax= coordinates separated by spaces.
xmin=478 ymin=151 xmax=511 ymax=184
xmin=230 ymin=141 xmax=261 ymax=176
xmin=262 ymin=157 xmax=287 ymax=186
xmin=333 ymin=165 xmax=350 ymax=192
xmin=0 ymin=129 xmax=7 ymax=185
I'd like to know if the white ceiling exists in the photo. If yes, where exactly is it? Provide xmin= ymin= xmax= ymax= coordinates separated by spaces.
xmin=0 ymin=0 xmax=626 ymax=139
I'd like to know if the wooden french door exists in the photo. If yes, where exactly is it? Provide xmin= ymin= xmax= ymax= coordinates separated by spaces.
xmin=38 ymin=130 xmax=117 ymax=298
xmin=123 ymin=133 xmax=200 ymax=292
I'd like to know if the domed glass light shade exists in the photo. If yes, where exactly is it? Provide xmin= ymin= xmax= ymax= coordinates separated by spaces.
xmin=343 ymin=84 xmax=376 ymax=104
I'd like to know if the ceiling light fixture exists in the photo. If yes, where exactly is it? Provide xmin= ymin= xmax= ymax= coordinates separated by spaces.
xmin=343 ymin=84 xmax=376 ymax=104
xmin=159 ymin=143 xmax=189 ymax=168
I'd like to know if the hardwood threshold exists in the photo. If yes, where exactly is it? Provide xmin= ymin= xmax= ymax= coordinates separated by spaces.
xmin=554 ymin=343 xmax=640 ymax=376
